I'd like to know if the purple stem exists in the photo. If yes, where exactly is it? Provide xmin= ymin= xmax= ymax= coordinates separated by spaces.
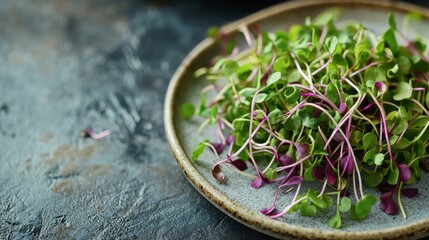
xmin=261 ymin=47 xmax=277 ymax=86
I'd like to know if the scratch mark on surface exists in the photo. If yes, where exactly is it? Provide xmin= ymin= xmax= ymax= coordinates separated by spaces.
xmin=213 ymin=216 xmax=227 ymax=231
xmin=120 ymin=183 xmax=147 ymax=220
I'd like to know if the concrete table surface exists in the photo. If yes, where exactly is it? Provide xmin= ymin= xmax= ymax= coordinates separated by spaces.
xmin=0 ymin=0 xmax=427 ymax=239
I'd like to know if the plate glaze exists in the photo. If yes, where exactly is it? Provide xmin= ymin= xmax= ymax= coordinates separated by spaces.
xmin=164 ymin=1 xmax=429 ymax=239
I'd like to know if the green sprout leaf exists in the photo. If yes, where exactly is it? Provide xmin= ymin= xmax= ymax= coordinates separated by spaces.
xmin=339 ymin=197 xmax=352 ymax=213
xmin=192 ymin=140 xmax=209 ymax=162
xmin=268 ymin=108 xmax=284 ymax=124
xmin=363 ymin=132 xmax=377 ymax=151
xmin=181 ymin=102 xmax=195 ymax=119
xmin=300 ymin=201 xmax=317 ymax=217
xmin=267 ymin=72 xmax=282 ymax=86
xmin=388 ymin=13 xmax=397 ymax=30
xmin=393 ymin=82 xmax=412 ymax=101
xmin=374 ymin=153 xmax=384 ymax=166
xmin=329 ymin=211 xmax=342 ymax=229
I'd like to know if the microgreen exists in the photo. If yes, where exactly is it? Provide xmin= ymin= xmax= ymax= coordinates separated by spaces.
xmin=188 ymin=10 xmax=429 ymax=228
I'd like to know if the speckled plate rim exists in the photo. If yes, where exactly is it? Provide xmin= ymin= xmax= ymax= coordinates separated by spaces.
xmin=164 ymin=1 xmax=429 ymax=239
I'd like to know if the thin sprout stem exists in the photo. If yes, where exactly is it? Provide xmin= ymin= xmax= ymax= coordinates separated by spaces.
xmin=353 ymin=109 xmax=380 ymax=137
xmin=398 ymin=182 xmax=407 ymax=219
xmin=291 ymin=52 xmax=315 ymax=91
xmin=368 ymin=90 xmax=396 ymax=164
xmin=276 ymin=154 xmax=313 ymax=171
xmin=303 ymin=102 xmax=364 ymax=199
xmin=318 ymin=179 xmax=329 ymax=198
xmin=268 ymin=197 xmax=307 ymax=219
xmin=411 ymin=98 xmax=429 ymax=116
xmin=197 ymin=119 xmax=210 ymax=133
xmin=349 ymin=61 xmax=381 ymax=78
xmin=240 ymin=25 xmax=254 ymax=48
xmin=383 ymin=101 xmax=400 ymax=109
xmin=262 ymin=155 xmax=277 ymax=174
xmin=221 ymin=118 xmax=234 ymax=130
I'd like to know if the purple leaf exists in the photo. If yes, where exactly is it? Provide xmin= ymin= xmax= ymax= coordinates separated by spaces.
xmin=212 ymin=165 xmax=226 ymax=183
xmin=398 ymin=164 xmax=411 ymax=182
xmin=226 ymin=135 xmax=235 ymax=145
xmin=380 ymin=198 xmax=399 ymax=215
xmin=325 ymin=164 xmax=336 ymax=185
xmin=261 ymin=205 xmax=277 ymax=215
xmin=229 ymin=159 xmax=247 ymax=171
xmin=278 ymin=154 xmax=293 ymax=166
xmin=340 ymin=153 xmax=354 ymax=175
xmin=332 ymin=132 xmax=344 ymax=142
xmin=378 ymin=183 xmax=395 ymax=193
xmin=339 ymin=101 xmax=347 ymax=114
xmin=279 ymin=176 xmax=303 ymax=188
xmin=401 ymin=188 xmax=419 ymax=198
xmin=380 ymin=191 xmax=399 ymax=215
xmin=375 ymin=81 xmax=387 ymax=94
xmin=312 ymin=166 xmax=325 ymax=180
xmin=210 ymin=142 xmax=225 ymax=154
xmin=250 ymin=174 xmax=266 ymax=189
xmin=295 ymin=144 xmax=309 ymax=157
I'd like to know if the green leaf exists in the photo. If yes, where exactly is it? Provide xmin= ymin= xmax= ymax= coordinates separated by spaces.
xmin=210 ymin=105 xmax=218 ymax=124
xmin=268 ymin=108 xmax=284 ymax=124
xmin=283 ymin=114 xmax=302 ymax=132
xmin=328 ymin=211 xmax=342 ymax=229
xmin=396 ymin=56 xmax=412 ymax=75
xmin=304 ymin=168 xmax=316 ymax=181
xmin=393 ymin=82 xmax=412 ymax=101
xmin=300 ymin=201 xmax=317 ymax=217
xmin=273 ymin=58 xmax=287 ymax=72
xmin=339 ymin=197 xmax=351 ymax=213
xmin=374 ymin=153 xmax=384 ymax=166
xmin=264 ymin=166 xmax=277 ymax=180
xmin=350 ymin=130 xmax=363 ymax=147
xmin=387 ymin=64 xmax=399 ymax=78
xmin=314 ymin=8 xmax=342 ymax=25
xmin=362 ymin=171 xmax=383 ymax=187
xmin=267 ymin=72 xmax=282 ymax=86
xmin=388 ymin=13 xmax=397 ymax=30
xmin=412 ymin=116 xmax=429 ymax=128
xmin=363 ymin=132 xmax=377 ymax=151
xmin=363 ymin=149 xmax=376 ymax=165
xmin=308 ymin=189 xmax=328 ymax=209
xmin=255 ymin=93 xmax=267 ymax=103
xmin=387 ymin=166 xmax=399 ymax=185
xmin=325 ymin=36 xmax=338 ymax=54
xmin=332 ymin=53 xmax=348 ymax=68
xmin=391 ymin=119 xmax=408 ymax=135
xmin=355 ymin=195 xmax=377 ymax=218
xmin=239 ymin=88 xmax=257 ymax=98
xmin=302 ymin=117 xmax=319 ymax=129
xmin=287 ymin=69 xmax=301 ymax=83
xmin=383 ymin=29 xmax=398 ymax=53
xmin=284 ymin=87 xmax=300 ymax=103
xmin=181 ymin=103 xmax=195 ymax=119
xmin=405 ymin=12 xmax=423 ymax=21
xmin=192 ymin=140 xmax=208 ymax=162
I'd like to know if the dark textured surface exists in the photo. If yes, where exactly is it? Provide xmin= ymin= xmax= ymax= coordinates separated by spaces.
xmin=0 ymin=1 xmax=427 ymax=240
xmin=0 ymin=0 xmax=284 ymax=239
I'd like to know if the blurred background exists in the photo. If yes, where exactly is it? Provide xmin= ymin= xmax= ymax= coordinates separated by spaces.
xmin=0 ymin=0 xmax=427 ymax=239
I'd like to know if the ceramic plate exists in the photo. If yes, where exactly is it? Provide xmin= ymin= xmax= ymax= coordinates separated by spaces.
xmin=164 ymin=1 xmax=429 ymax=239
